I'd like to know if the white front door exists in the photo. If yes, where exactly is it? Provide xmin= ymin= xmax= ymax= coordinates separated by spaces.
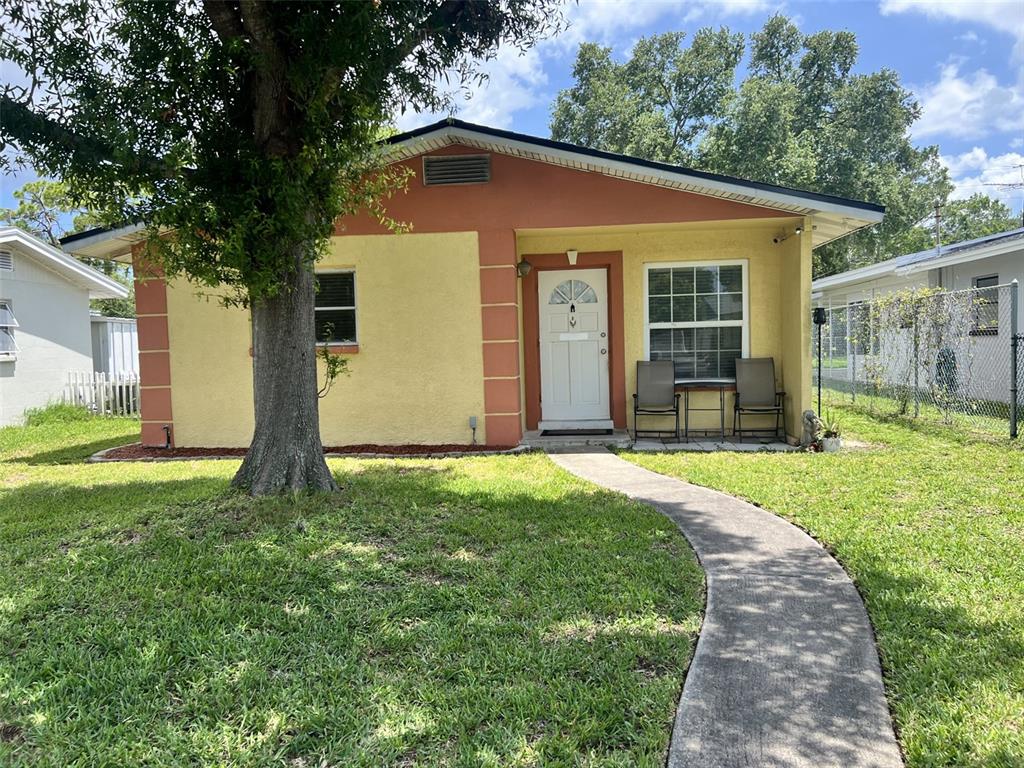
xmin=538 ymin=268 xmax=611 ymax=424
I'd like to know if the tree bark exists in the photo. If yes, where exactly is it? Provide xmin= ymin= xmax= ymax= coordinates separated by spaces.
xmin=232 ymin=247 xmax=338 ymax=495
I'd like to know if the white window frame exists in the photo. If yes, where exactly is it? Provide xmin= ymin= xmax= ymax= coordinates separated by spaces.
xmin=642 ymin=259 xmax=751 ymax=371
xmin=314 ymin=269 xmax=357 ymax=345
xmin=0 ymin=299 xmax=19 ymax=360
xmin=971 ymin=274 xmax=999 ymax=336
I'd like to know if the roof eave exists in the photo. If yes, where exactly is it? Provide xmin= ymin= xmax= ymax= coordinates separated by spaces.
xmin=60 ymin=223 xmax=146 ymax=263
xmin=815 ymin=230 xmax=1024 ymax=291
xmin=0 ymin=227 xmax=130 ymax=298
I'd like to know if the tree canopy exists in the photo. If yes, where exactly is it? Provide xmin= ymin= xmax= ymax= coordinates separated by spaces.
xmin=1 ymin=0 xmax=563 ymax=494
xmin=2 ymin=0 xmax=561 ymax=305
xmin=550 ymin=14 xmax=955 ymax=277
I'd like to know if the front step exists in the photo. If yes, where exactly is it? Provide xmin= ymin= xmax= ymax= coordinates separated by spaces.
xmin=521 ymin=429 xmax=632 ymax=450
xmin=537 ymin=419 xmax=615 ymax=434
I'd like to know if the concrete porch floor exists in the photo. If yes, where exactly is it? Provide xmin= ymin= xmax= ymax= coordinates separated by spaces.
xmin=520 ymin=430 xmax=797 ymax=453
xmin=632 ymin=436 xmax=798 ymax=453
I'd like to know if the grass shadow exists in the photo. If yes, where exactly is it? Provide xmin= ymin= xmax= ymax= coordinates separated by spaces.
xmin=0 ymin=460 xmax=703 ymax=766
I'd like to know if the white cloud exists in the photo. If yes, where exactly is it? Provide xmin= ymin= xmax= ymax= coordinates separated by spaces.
xmin=394 ymin=45 xmax=548 ymax=131
xmin=912 ymin=62 xmax=1024 ymax=140
xmin=941 ymin=147 xmax=1024 ymax=209
xmin=394 ymin=0 xmax=775 ymax=132
xmin=880 ymin=0 xmax=1024 ymax=59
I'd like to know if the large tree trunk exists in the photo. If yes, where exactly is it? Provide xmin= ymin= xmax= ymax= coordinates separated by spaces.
xmin=232 ymin=250 xmax=338 ymax=495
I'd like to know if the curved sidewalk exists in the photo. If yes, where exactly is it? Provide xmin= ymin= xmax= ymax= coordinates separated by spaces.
xmin=548 ymin=448 xmax=903 ymax=768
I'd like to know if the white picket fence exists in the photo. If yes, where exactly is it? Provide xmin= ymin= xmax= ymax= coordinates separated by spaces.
xmin=64 ymin=371 xmax=141 ymax=416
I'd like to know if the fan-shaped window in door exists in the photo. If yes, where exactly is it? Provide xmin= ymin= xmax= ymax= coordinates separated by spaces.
xmin=549 ymin=279 xmax=598 ymax=305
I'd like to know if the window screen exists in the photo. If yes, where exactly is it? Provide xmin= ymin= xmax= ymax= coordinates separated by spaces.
xmin=314 ymin=273 xmax=356 ymax=343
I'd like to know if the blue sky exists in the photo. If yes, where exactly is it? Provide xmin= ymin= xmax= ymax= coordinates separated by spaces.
xmin=3 ymin=0 xmax=1023 ymax=216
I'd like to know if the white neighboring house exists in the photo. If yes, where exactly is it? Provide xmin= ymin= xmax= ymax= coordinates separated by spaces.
xmin=812 ymin=227 xmax=1024 ymax=405
xmin=813 ymin=227 xmax=1024 ymax=304
xmin=0 ymin=227 xmax=129 ymax=426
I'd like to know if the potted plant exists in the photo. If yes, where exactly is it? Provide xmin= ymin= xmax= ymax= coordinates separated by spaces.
xmin=820 ymin=412 xmax=842 ymax=452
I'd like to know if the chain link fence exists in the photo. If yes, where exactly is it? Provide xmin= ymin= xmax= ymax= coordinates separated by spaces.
xmin=812 ymin=282 xmax=1021 ymax=438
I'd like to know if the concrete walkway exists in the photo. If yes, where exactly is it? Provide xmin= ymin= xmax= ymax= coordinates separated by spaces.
xmin=548 ymin=448 xmax=903 ymax=768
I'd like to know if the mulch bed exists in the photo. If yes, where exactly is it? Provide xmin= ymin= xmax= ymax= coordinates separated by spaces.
xmin=96 ymin=443 xmax=521 ymax=461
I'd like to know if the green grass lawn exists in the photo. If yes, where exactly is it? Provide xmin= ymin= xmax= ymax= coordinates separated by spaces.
xmin=0 ymin=411 xmax=703 ymax=767
xmin=625 ymin=409 xmax=1024 ymax=768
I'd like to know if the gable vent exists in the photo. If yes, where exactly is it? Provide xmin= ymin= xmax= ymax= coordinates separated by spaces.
xmin=423 ymin=154 xmax=490 ymax=186
xmin=0 ymin=251 xmax=12 ymax=272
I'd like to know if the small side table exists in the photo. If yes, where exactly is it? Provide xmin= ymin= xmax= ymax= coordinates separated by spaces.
xmin=675 ymin=378 xmax=736 ymax=441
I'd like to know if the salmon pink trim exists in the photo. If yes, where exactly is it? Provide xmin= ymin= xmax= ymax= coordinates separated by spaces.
xmin=140 ymin=387 xmax=173 ymax=422
xmin=484 ymin=378 xmax=521 ymax=414
xmin=482 ymin=342 xmax=519 ymax=378
xmin=478 ymin=230 xmax=518 ymax=266
xmin=133 ymin=245 xmax=174 ymax=447
xmin=481 ymin=305 xmax=518 ymax=341
xmin=134 ymin=276 xmax=168 ymax=315
xmin=479 ymin=266 xmax=517 ymax=304
xmin=484 ymin=414 xmax=522 ymax=447
xmin=136 ymin=316 xmax=169 ymax=351
xmin=139 ymin=351 xmax=171 ymax=387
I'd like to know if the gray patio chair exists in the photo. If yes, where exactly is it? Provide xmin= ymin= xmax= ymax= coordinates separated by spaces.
xmin=633 ymin=361 xmax=680 ymax=441
xmin=733 ymin=357 xmax=785 ymax=442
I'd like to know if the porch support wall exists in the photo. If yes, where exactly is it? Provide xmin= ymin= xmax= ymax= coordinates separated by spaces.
xmin=780 ymin=219 xmax=814 ymax=436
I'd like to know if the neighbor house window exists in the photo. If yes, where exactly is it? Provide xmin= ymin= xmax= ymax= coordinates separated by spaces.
xmin=0 ymin=300 xmax=18 ymax=359
xmin=972 ymin=275 xmax=999 ymax=335
xmin=645 ymin=262 xmax=747 ymax=380
xmin=314 ymin=272 xmax=356 ymax=344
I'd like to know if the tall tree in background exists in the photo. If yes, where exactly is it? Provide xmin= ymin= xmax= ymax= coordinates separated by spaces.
xmin=0 ymin=180 xmax=134 ymax=317
xmin=897 ymin=193 xmax=1021 ymax=254
xmin=550 ymin=14 xmax=953 ymax=277
xmin=551 ymin=28 xmax=743 ymax=165
xmin=1 ymin=0 xmax=561 ymax=494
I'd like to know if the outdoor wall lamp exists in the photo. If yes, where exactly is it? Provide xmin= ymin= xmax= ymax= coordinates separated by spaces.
xmin=516 ymin=259 xmax=532 ymax=277
xmin=773 ymin=225 xmax=803 ymax=244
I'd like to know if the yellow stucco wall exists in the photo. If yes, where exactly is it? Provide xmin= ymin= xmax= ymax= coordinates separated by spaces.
xmin=517 ymin=219 xmax=808 ymax=437
xmin=166 ymin=281 xmax=254 ymax=447
xmin=166 ymin=231 xmax=484 ymax=447
xmin=165 ymin=221 xmax=811 ymax=446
